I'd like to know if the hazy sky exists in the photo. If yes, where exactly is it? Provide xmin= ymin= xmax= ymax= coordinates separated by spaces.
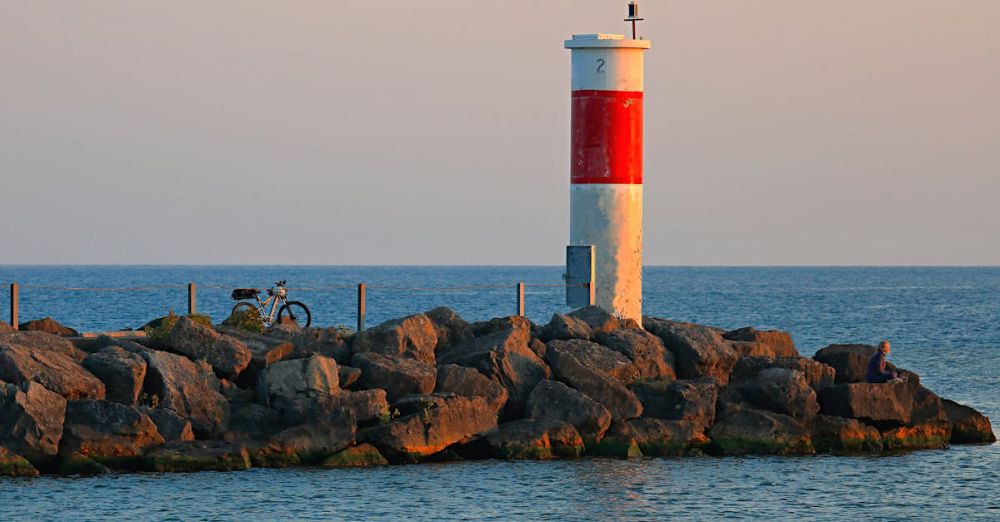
xmin=2 ymin=1 xmax=998 ymax=265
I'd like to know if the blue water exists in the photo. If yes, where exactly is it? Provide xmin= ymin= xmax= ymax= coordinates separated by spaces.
xmin=1 ymin=266 xmax=998 ymax=520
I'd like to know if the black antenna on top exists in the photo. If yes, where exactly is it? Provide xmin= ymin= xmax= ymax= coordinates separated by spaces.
xmin=625 ymin=1 xmax=644 ymax=40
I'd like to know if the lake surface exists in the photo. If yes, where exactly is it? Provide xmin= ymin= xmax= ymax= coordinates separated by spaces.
xmin=1 ymin=266 xmax=998 ymax=520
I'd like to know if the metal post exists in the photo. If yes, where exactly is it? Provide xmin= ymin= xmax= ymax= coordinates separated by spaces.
xmin=10 ymin=283 xmax=18 ymax=331
xmin=516 ymin=282 xmax=525 ymax=317
xmin=187 ymin=283 xmax=197 ymax=316
xmin=357 ymin=283 xmax=366 ymax=332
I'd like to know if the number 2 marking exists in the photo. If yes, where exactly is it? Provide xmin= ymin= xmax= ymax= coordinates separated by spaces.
xmin=596 ymin=58 xmax=606 ymax=74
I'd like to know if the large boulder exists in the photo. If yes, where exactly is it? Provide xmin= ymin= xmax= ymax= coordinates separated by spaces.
xmin=816 ymin=382 xmax=915 ymax=425
xmin=643 ymin=318 xmax=737 ymax=385
xmin=880 ymin=422 xmax=950 ymax=451
xmin=723 ymin=327 xmax=798 ymax=358
xmin=266 ymin=325 xmax=351 ymax=365
xmin=168 ymin=317 xmax=252 ymax=378
xmin=942 ymin=399 xmax=996 ymax=444
xmin=811 ymin=415 xmax=883 ymax=453
xmin=143 ymin=407 xmax=195 ymax=442
xmin=545 ymin=341 xmax=642 ymax=421
xmin=0 ymin=380 xmax=66 ymax=463
xmin=259 ymin=355 xmax=340 ymax=407
xmin=322 ymin=443 xmax=388 ymax=468
xmin=483 ymin=419 xmax=584 ymax=460
xmin=0 ymin=447 xmax=38 ymax=477
xmin=143 ymin=441 xmax=251 ymax=472
xmin=331 ymin=389 xmax=390 ymax=424
xmin=18 ymin=317 xmax=79 ymax=337
xmin=352 ymin=314 xmax=438 ymax=365
xmin=360 ymin=394 xmax=497 ymax=463
xmin=630 ymin=378 xmax=717 ymax=431
xmin=594 ymin=328 xmax=676 ymax=381
xmin=540 ymin=313 xmax=593 ymax=342
xmin=568 ymin=306 xmax=621 ymax=335
xmin=435 ymin=364 xmax=508 ymax=414
xmin=739 ymin=368 xmax=820 ymax=420
xmin=0 ymin=337 xmax=105 ymax=400
xmin=82 ymin=346 xmax=147 ymax=405
xmin=438 ymin=323 xmax=549 ymax=419
xmin=599 ymin=418 xmax=708 ymax=457
xmin=59 ymin=400 xmax=164 ymax=469
xmin=813 ymin=344 xmax=891 ymax=384
xmin=140 ymin=349 xmax=230 ymax=438
xmin=524 ymin=380 xmax=611 ymax=446
xmin=0 ymin=331 xmax=86 ymax=361
xmin=425 ymin=307 xmax=474 ymax=351
xmin=469 ymin=316 xmax=540 ymax=338
xmin=730 ymin=356 xmax=835 ymax=391
xmin=352 ymin=352 xmax=435 ymax=403
xmin=215 ymin=327 xmax=294 ymax=376
xmin=708 ymin=407 xmax=815 ymax=455
xmin=261 ymin=415 xmax=356 ymax=465
xmin=545 ymin=340 xmax=637 ymax=383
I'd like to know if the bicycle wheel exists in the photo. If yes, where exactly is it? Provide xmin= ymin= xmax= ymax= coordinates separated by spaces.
xmin=231 ymin=302 xmax=257 ymax=316
xmin=278 ymin=301 xmax=312 ymax=328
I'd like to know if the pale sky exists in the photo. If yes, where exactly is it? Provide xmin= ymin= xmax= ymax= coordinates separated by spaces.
xmin=2 ymin=1 xmax=998 ymax=265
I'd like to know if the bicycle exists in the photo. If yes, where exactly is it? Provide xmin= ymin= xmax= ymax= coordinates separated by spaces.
xmin=230 ymin=280 xmax=312 ymax=328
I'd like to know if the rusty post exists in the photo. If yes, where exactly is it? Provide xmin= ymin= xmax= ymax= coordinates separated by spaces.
xmin=357 ymin=283 xmax=366 ymax=332
xmin=10 ymin=283 xmax=18 ymax=331
xmin=516 ymin=282 xmax=525 ymax=317
xmin=187 ymin=283 xmax=197 ymax=316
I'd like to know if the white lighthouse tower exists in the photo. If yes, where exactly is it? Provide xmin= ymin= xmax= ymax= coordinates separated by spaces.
xmin=564 ymin=3 xmax=650 ymax=323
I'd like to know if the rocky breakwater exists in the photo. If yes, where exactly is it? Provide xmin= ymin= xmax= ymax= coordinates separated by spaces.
xmin=0 ymin=309 xmax=995 ymax=477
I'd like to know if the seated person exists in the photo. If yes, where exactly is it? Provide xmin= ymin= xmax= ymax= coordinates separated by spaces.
xmin=866 ymin=340 xmax=899 ymax=383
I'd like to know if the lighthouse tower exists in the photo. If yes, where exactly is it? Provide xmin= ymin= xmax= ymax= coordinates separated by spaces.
xmin=564 ymin=12 xmax=650 ymax=323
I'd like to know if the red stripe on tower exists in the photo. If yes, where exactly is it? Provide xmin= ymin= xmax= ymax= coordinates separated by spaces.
xmin=571 ymin=90 xmax=644 ymax=184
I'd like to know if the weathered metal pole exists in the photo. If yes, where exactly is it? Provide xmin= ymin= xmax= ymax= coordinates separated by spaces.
xmin=187 ymin=283 xmax=197 ymax=316
xmin=516 ymin=282 xmax=525 ymax=317
xmin=357 ymin=283 xmax=366 ymax=332
xmin=10 ymin=283 xmax=18 ymax=331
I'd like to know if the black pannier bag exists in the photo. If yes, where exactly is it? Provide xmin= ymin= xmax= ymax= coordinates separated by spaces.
xmin=231 ymin=288 xmax=259 ymax=301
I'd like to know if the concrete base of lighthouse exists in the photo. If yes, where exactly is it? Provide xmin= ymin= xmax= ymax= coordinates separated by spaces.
xmin=570 ymin=183 xmax=643 ymax=322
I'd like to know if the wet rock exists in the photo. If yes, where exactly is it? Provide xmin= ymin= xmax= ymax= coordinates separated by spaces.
xmin=644 ymin=318 xmax=737 ymax=385
xmin=338 ymin=365 xmax=362 ymax=389
xmin=484 ymin=419 xmax=584 ymax=460
xmin=352 ymin=352 xmax=435 ymax=403
xmin=0 ymin=447 xmax=38 ymax=477
xmin=594 ymin=328 xmax=676 ymax=381
xmin=540 ymin=313 xmax=593 ymax=342
xmin=942 ymin=399 xmax=996 ymax=444
xmin=143 ymin=441 xmax=251 ymax=472
xmin=524 ymin=380 xmax=611 ymax=446
xmin=730 ymin=356 xmax=835 ymax=391
xmin=322 ymin=443 xmax=389 ymax=468
xmin=813 ymin=344 xmax=890 ymax=384
xmin=568 ymin=306 xmax=620 ymax=335
xmin=352 ymin=314 xmax=438 ymax=365
xmin=723 ymin=327 xmax=798 ymax=358
xmin=438 ymin=324 xmax=549 ymax=419
xmin=544 ymin=340 xmax=642 ymax=421
xmin=360 ymin=394 xmax=496 ymax=463
xmin=817 ymin=382 xmax=915 ymax=425
xmin=811 ymin=415 xmax=883 ymax=453
xmin=598 ymin=418 xmax=708 ymax=458
xmin=425 ymin=307 xmax=474 ymax=351
xmin=59 ymin=400 xmax=164 ymax=469
xmin=630 ymin=379 xmax=718 ymax=431
xmin=140 ymin=349 xmax=230 ymax=439
xmin=0 ymin=380 xmax=66 ymax=463
xmin=82 ymin=346 xmax=147 ymax=404
xmin=739 ymin=368 xmax=820 ymax=420
xmin=435 ymin=364 xmax=508 ymax=414
xmin=18 ymin=317 xmax=80 ymax=337
xmin=0 ymin=337 xmax=105 ymax=400
xmin=708 ymin=407 xmax=814 ymax=455
xmin=880 ymin=422 xmax=950 ymax=451
xmin=58 ymin=453 xmax=110 ymax=476
xmin=169 ymin=317 xmax=252 ymax=378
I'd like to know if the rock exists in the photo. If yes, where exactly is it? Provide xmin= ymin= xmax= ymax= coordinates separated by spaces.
xmin=911 ymin=386 xmax=948 ymax=425
xmin=219 ymin=379 xmax=254 ymax=403
xmin=425 ymin=307 xmax=474 ymax=351
xmin=82 ymin=346 xmax=147 ymax=404
xmin=568 ymin=306 xmax=620 ymax=334
xmin=942 ymin=399 xmax=996 ymax=444
xmin=228 ymin=402 xmax=284 ymax=441
xmin=599 ymin=418 xmax=708 ymax=457
xmin=544 ymin=340 xmax=642 ymax=421
xmin=594 ymin=328 xmax=676 ymax=381
xmin=723 ymin=327 xmax=798 ymax=358
xmin=360 ymin=394 xmax=497 ymax=463
xmin=0 ymin=331 xmax=87 ymax=361
xmin=0 ymin=322 xmax=13 ymax=334
xmin=545 ymin=339 xmax=637 ymax=383
xmin=143 ymin=407 xmax=195 ymax=442
xmin=484 ymin=419 xmax=584 ymax=459
xmin=524 ymin=380 xmax=611 ymax=446
xmin=59 ymin=400 xmax=164 ymax=469
xmin=267 ymin=326 xmax=351 ymax=365
xmin=259 ymin=355 xmax=340 ymax=407
xmin=143 ymin=441 xmax=251 ymax=472
xmin=528 ymin=339 xmax=546 ymax=359
xmin=0 ymin=380 xmax=66 ymax=463
xmin=0 ymin=338 xmax=105 ymax=400
xmin=263 ymin=415 xmax=356 ymax=464
xmin=540 ymin=313 xmax=593 ymax=342
xmin=438 ymin=324 xmax=549 ymax=419
xmin=216 ymin=326 xmax=294 ymax=375
xmin=351 ymin=352 xmax=435 ymax=403
xmin=813 ymin=344 xmax=891 ymax=384
xmin=880 ymin=422 xmax=950 ymax=451
xmin=169 ymin=317 xmax=252 ymax=378
xmin=739 ymin=368 xmax=820 ymax=420
xmin=322 ymin=443 xmax=388 ymax=468
xmin=708 ymin=407 xmax=814 ymax=455
xmin=352 ymin=314 xmax=438 ymax=365
xmin=18 ymin=317 xmax=79 ymax=337
xmin=331 ymin=389 xmax=390 ymax=424
xmin=730 ymin=356 xmax=835 ymax=391
xmin=435 ymin=364 xmax=508 ymax=414
xmin=0 ymin=447 xmax=38 ymax=477
xmin=58 ymin=453 xmax=110 ymax=476
xmin=469 ymin=316 xmax=539 ymax=338
xmin=811 ymin=415 xmax=883 ymax=453
xmin=338 ymin=365 xmax=362 ymax=389
xmin=629 ymin=379 xmax=717 ymax=431
xmin=140 ymin=349 xmax=230 ymax=439
xmin=816 ymin=382 xmax=915 ymax=425
xmin=643 ymin=318 xmax=737 ymax=385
